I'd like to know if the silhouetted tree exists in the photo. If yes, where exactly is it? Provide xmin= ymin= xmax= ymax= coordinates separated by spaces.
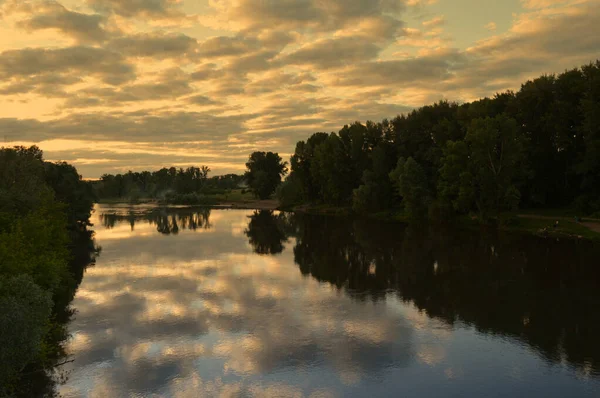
xmin=244 ymin=152 xmax=288 ymax=200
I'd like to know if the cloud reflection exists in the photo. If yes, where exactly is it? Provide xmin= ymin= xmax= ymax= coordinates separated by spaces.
xmin=61 ymin=205 xmax=415 ymax=397
xmin=60 ymin=205 xmax=600 ymax=397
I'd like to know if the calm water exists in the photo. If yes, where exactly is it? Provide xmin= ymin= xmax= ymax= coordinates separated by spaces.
xmin=60 ymin=204 xmax=600 ymax=397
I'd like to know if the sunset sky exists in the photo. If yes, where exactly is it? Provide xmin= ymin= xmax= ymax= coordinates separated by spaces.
xmin=0 ymin=0 xmax=598 ymax=177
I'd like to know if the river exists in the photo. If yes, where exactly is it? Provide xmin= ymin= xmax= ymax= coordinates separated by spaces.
xmin=58 ymin=204 xmax=600 ymax=397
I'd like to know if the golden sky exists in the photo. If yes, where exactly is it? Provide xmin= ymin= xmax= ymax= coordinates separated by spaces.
xmin=0 ymin=0 xmax=598 ymax=177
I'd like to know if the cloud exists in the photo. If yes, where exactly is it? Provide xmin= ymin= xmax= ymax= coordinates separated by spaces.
xmin=2 ymin=0 xmax=600 ymax=179
xmin=520 ymin=0 xmax=573 ymax=9
xmin=0 ymin=74 xmax=80 ymax=97
xmin=107 ymin=32 xmax=198 ymax=59
xmin=86 ymin=0 xmax=184 ymax=19
xmin=14 ymin=1 xmax=110 ymax=43
xmin=0 ymin=46 xmax=135 ymax=86
xmin=208 ymin=0 xmax=406 ymax=33
xmin=190 ymin=63 xmax=220 ymax=81
xmin=0 ymin=109 xmax=252 ymax=143
xmin=456 ymin=1 xmax=600 ymax=94
xmin=332 ymin=50 xmax=466 ymax=87
xmin=245 ymin=71 xmax=317 ymax=95
xmin=197 ymin=35 xmax=259 ymax=58
xmin=59 ymin=209 xmax=415 ymax=396
xmin=422 ymin=15 xmax=445 ymax=28
xmin=226 ymin=49 xmax=280 ymax=73
xmin=185 ymin=95 xmax=222 ymax=106
xmin=63 ymin=68 xmax=194 ymax=108
xmin=282 ymin=36 xmax=382 ymax=69
xmin=484 ymin=22 xmax=497 ymax=31
xmin=405 ymin=0 xmax=438 ymax=5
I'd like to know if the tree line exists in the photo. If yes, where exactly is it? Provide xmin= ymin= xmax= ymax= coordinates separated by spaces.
xmin=276 ymin=61 xmax=600 ymax=220
xmin=0 ymin=146 xmax=96 ymax=396
xmin=93 ymin=153 xmax=289 ymax=204
xmin=94 ymin=167 xmax=245 ymax=204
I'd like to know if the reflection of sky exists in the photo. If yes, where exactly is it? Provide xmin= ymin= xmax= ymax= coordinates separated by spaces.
xmin=60 ymin=205 xmax=600 ymax=397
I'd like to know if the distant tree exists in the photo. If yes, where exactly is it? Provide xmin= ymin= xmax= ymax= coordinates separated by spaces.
xmin=245 ymin=152 xmax=287 ymax=199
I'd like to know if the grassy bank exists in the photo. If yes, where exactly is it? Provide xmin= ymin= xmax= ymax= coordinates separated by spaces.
xmin=98 ymin=189 xmax=280 ymax=210
xmin=99 ymin=193 xmax=600 ymax=241
xmin=290 ymin=204 xmax=600 ymax=241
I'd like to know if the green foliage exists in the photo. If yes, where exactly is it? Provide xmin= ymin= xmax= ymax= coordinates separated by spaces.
xmin=290 ymin=132 xmax=329 ymax=202
xmin=390 ymin=157 xmax=431 ymax=219
xmin=0 ymin=145 xmax=94 ymax=393
xmin=277 ymin=177 xmax=304 ymax=209
xmin=353 ymin=142 xmax=398 ymax=213
xmin=439 ymin=115 xmax=525 ymax=219
xmin=281 ymin=60 xmax=600 ymax=222
xmin=244 ymin=151 xmax=288 ymax=199
xmin=0 ymin=275 xmax=53 ymax=390
xmin=162 ymin=191 xmax=218 ymax=206
xmin=0 ymin=146 xmax=52 ymax=220
xmin=0 ymin=202 xmax=70 ymax=292
xmin=95 ymin=167 xmax=245 ymax=201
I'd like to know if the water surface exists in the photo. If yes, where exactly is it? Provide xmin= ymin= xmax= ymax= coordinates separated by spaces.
xmin=60 ymin=205 xmax=600 ymax=397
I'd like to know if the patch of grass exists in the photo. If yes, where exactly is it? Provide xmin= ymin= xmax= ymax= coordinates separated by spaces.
xmin=511 ymin=216 xmax=600 ymax=240
xmin=208 ymin=189 xmax=256 ymax=202
xmin=518 ymin=207 xmax=580 ymax=218
xmin=97 ymin=197 xmax=156 ymax=204
xmin=294 ymin=204 xmax=353 ymax=216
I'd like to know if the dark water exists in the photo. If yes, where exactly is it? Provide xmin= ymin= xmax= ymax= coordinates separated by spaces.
xmin=60 ymin=204 xmax=600 ymax=397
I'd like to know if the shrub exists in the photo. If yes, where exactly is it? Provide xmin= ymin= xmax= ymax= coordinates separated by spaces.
xmin=0 ymin=275 xmax=53 ymax=391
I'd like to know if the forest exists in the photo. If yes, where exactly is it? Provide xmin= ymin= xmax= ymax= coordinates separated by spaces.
xmin=279 ymin=61 xmax=600 ymax=221
xmin=0 ymin=146 xmax=96 ymax=396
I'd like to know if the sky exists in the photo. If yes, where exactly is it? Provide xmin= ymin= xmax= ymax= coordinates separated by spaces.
xmin=0 ymin=0 xmax=599 ymax=178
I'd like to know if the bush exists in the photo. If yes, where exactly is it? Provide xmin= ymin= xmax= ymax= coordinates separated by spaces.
xmin=277 ymin=179 xmax=303 ymax=209
xmin=574 ymin=195 xmax=600 ymax=216
xmin=428 ymin=200 xmax=455 ymax=223
xmin=162 ymin=192 xmax=218 ymax=205
xmin=0 ymin=275 xmax=53 ymax=391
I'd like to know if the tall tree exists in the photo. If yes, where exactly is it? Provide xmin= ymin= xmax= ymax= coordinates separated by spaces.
xmin=390 ymin=157 xmax=431 ymax=219
xmin=245 ymin=152 xmax=288 ymax=200
xmin=439 ymin=115 xmax=525 ymax=218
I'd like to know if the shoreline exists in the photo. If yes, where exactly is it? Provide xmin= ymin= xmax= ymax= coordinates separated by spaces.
xmin=96 ymin=200 xmax=600 ymax=242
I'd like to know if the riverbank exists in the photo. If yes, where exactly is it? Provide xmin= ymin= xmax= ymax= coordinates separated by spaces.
xmin=97 ymin=189 xmax=280 ymax=211
xmin=289 ymin=205 xmax=600 ymax=242
xmin=98 ymin=196 xmax=600 ymax=242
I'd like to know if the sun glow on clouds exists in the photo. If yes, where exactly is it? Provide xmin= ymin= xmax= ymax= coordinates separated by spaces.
xmin=1 ymin=0 xmax=599 ymax=177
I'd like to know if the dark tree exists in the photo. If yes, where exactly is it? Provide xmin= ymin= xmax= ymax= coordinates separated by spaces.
xmin=244 ymin=152 xmax=288 ymax=200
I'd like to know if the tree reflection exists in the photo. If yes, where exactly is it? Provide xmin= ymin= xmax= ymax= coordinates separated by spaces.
xmin=100 ymin=207 xmax=212 ymax=235
xmin=244 ymin=210 xmax=289 ymax=255
xmin=290 ymin=213 xmax=600 ymax=377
